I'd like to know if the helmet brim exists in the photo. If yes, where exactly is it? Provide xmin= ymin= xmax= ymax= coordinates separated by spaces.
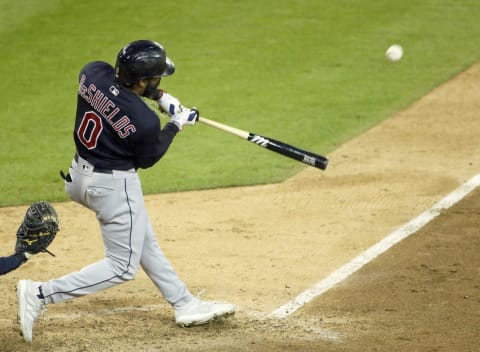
xmin=162 ymin=57 xmax=175 ymax=77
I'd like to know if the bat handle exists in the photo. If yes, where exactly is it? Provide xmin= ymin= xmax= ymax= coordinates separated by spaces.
xmin=198 ymin=116 xmax=249 ymax=139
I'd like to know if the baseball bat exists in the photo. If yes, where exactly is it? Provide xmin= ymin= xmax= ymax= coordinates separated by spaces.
xmin=198 ymin=116 xmax=328 ymax=170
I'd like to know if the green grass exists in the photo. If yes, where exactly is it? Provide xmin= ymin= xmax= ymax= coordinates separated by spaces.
xmin=1 ymin=0 xmax=480 ymax=206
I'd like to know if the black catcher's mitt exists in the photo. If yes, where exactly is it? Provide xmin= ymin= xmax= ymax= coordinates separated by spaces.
xmin=15 ymin=201 xmax=59 ymax=257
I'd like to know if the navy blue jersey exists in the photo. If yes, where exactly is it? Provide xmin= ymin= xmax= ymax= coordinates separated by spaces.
xmin=75 ymin=61 xmax=179 ymax=170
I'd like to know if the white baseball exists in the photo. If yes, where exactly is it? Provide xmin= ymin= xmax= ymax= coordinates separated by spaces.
xmin=385 ymin=44 xmax=403 ymax=62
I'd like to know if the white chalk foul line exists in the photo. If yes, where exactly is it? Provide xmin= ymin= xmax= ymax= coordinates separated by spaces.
xmin=269 ymin=174 xmax=480 ymax=319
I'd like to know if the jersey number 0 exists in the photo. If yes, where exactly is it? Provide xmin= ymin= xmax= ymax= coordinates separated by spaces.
xmin=77 ymin=111 xmax=103 ymax=150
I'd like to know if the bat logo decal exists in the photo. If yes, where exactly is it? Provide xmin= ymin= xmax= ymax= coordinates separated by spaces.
xmin=302 ymin=155 xmax=316 ymax=166
xmin=250 ymin=135 xmax=270 ymax=147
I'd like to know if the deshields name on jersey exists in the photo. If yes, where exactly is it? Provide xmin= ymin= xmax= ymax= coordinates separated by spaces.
xmin=78 ymin=74 xmax=136 ymax=138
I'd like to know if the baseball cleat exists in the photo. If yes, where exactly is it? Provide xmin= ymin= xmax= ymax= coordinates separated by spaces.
xmin=17 ymin=280 xmax=46 ymax=342
xmin=175 ymin=297 xmax=236 ymax=327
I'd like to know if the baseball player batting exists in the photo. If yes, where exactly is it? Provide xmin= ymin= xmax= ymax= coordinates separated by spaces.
xmin=16 ymin=40 xmax=235 ymax=343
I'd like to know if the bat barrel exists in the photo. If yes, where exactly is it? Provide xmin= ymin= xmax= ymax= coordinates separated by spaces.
xmin=248 ymin=134 xmax=328 ymax=170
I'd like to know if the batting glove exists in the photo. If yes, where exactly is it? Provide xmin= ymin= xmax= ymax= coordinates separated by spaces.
xmin=169 ymin=108 xmax=199 ymax=130
xmin=158 ymin=92 xmax=182 ymax=116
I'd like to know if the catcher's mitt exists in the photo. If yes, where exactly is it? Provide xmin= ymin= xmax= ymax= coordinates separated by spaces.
xmin=15 ymin=201 xmax=59 ymax=257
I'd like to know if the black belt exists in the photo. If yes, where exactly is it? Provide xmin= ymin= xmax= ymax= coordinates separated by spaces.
xmin=74 ymin=153 xmax=113 ymax=174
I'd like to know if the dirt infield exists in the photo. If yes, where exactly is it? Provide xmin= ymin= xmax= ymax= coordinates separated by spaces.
xmin=1 ymin=63 xmax=480 ymax=351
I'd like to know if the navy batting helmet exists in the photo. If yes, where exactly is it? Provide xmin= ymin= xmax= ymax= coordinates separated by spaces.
xmin=115 ymin=40 xmax=175 ymax=87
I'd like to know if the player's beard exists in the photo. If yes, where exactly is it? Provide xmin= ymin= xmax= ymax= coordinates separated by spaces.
xmin=142 ymin=79 xmax=161 ymax=99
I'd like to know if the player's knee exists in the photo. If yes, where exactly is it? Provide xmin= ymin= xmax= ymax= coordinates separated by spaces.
xmin=121 ymin=269 xmax=137 ymax=281
xmin=123 ymin=263 xmax=139 ymax=281
xmin=110 ymin=259 xmax=139 ymax=281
